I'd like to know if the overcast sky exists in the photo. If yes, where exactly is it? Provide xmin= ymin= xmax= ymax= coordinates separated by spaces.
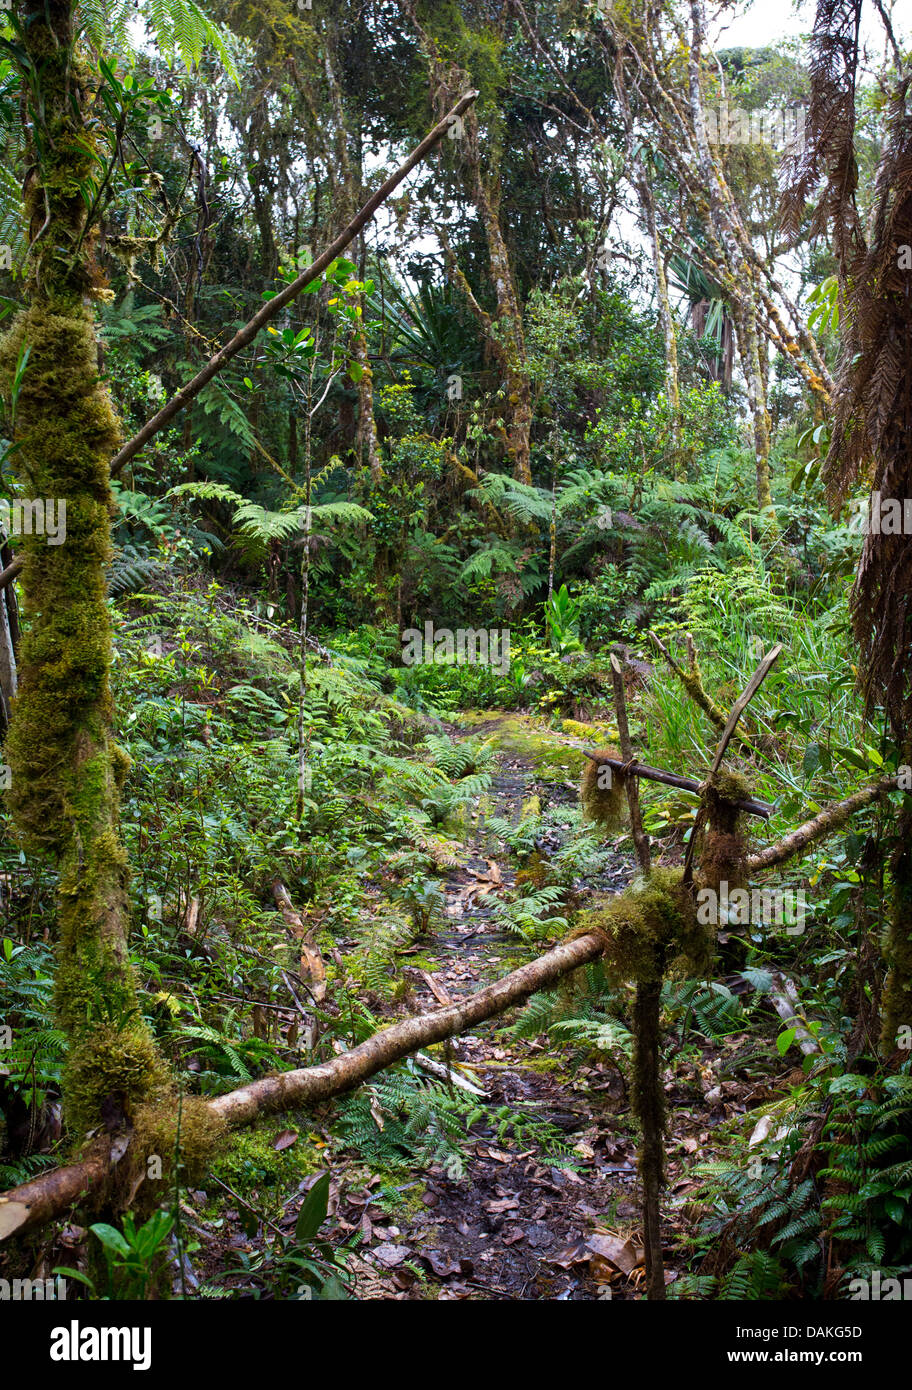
xmin=709 ymin=0 xmax=909 ymax=60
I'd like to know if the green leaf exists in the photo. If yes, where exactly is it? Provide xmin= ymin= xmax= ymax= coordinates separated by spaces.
xmin=776 ymin=1028 xmax=797 ymax=1056
xmin=295 ymin=1171 xmax=330 ymax=1244
xmin=802 ymin=743 xmax=821 ymax=778
xmin=90 ymin=1222 xmax=131 ymax=1258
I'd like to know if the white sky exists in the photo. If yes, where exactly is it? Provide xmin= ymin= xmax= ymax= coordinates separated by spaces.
xmin=708 ymin=0 xmax=910 ymax=59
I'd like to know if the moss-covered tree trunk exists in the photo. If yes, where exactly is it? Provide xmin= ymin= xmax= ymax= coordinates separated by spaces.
xmin=0 ymin=0 xmax=166 ymax=1139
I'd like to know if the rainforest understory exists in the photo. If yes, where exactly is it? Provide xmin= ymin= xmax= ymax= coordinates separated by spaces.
xmin=0 ymin=0 xmax=911 ymax=1310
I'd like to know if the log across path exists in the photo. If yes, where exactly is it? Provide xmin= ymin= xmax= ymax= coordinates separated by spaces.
xmin=0 ymin=928 xmax=605 ymax=1241
xmin=0 ymin=707 xmax=901 ymax=1250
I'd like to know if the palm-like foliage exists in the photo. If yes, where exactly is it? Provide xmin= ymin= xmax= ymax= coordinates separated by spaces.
xmin=667 ymin=253 xmax=734 ymax=387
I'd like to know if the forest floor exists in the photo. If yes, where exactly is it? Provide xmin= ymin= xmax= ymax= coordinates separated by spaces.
xmin=191 ymin=711 xmax=785 ymax=1301
xmin=352 ymin=713 xmax=643 ymax=1301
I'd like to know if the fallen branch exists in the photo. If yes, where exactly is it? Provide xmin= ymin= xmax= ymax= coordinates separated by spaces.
xmin=581 ymin=751 xmax=773 ymax=819
xmin=109 ymin=91 xmax=478 ymax=478
xmin=412 ymin=1052 xmax=487 ymax=1097
xmin=272 ymin=879 xmax=326 ymax=1003
xmin=0 ymin=930 xmax=603 ymax=1240
xmin=745 ymin=778 xmax=897 ymax=872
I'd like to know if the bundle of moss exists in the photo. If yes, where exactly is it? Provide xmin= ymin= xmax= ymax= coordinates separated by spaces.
xmin=699 ymin=766 xmax=753 ymax=892
xmin=575 ymin=865 xmax=714 ymax=984
xmin=580 ymin=749 xmax=627 ymax=831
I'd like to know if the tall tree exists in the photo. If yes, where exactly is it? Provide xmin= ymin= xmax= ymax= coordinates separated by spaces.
xmin=0 ymin=0 xmax=167 ymax=1138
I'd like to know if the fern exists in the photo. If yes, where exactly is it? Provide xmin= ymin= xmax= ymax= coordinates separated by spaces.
xmin=108 ymin=543 xmax=162 ymax=596
xmin=467 ymin=472 xmax=552 ymax=524
xmin=139 ymin=0 xmax=240 ymax=83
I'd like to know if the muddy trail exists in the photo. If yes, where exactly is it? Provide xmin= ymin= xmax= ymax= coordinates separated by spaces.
xmin=336 ymin=713 xmax=687 ymax=1301
xmin=203 ymin=714 xmax=754 ymax=1301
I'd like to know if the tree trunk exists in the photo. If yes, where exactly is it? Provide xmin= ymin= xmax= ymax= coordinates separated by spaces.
xmin=633 ymin=977 xmax=666 ymax=1300
xmin=0 ymin=0 xmax=167 ymax=1138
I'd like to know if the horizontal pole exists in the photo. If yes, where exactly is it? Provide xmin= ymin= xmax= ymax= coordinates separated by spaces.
xmin=582 ymin=749 xmax=774 ymax=819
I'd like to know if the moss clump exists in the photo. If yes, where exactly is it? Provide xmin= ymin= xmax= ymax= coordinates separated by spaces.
xmin=577 ymin=866 xmax=714 ymax=983
xmin=209 ymin=1119 xmax=322 ymax=1208
xmin=120 ymin=1097 xmax=227 ymax=1210
xmin=561 ymin=717 xmax=618 ymax=744
xmin=580 ymin=749 xmax=626 ymax=831
xmin=704 ymin=767 xmax=753 ymax=806
xmin=699 ymin=766 xmax=753 ymax=892
xmin=63 ymin=1023 xmax=171 ymax=1138
xmin=679 ymin=663 xmax=728 ymax=729
xmin=516 ymin=850 xmax=547 ymax=887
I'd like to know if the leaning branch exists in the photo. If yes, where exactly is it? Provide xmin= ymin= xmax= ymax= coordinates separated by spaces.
xmin=0 ymin=556 xmax=23 ymax=591
xmin=0 ymin=930 xmax=602 ymax=1240
xmin=649 ymin=631 xmax=778 ymax=756
xmin=109 ymin=91 xmax=479 ymax=478
xmin=745 ymin=779 xmax=898 ymax=872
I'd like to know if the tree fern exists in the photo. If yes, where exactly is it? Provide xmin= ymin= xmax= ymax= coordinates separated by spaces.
xmin=138 ymin=0 xmax=240 ymax=84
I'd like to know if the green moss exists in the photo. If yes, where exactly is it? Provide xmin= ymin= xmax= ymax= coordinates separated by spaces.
xmin=63 ymin=1023 xmax=171 ymax=1137
xmin=209 ymin=1119 xmax=323 ymax=1202
xmin=579 ymin=750 xmax=626 ymax=831
xmin=561 ymin=717 xmax=618 ymax=744
xmin=680 ymin=663 xmax=728 ymax=729
xmin=458 ymin=712 xmax=583 ymax=775
xmin=704 ymin=768 xmax=753 ymax=805
xmin=698 ymin=766 xmax=753 ymax=891
xmin=0 ymin=0 xmax=176 ymax=1157
xmin=577 ymin=866 xmax=713 ymax=983
xmin=122 ymin=1097 xmax=228 ymax=1210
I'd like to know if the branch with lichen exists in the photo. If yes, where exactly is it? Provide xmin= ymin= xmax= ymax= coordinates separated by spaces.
xmin=745 ymin=778 xmax=898 ymax=873
xmin=649 ymin=631 xmax=776 ymax=755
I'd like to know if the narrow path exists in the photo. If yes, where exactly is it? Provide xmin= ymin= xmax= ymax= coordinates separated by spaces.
xmin=380 ymin=714 xmax=646 ymax=1300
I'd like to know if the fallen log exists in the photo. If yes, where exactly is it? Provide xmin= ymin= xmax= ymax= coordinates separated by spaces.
xmin=767 ymin=971 xmax=821 ymax=1056
xmin=0 ymin=930 xmax=604 ymax=1240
